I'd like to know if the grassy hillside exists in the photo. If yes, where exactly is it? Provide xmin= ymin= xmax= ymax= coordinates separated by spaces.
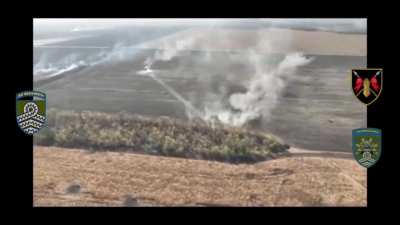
xmin=35 ymin=109 xmax=289 ymax=163
xmin=34 ymin=146 xmax=367 ymax=206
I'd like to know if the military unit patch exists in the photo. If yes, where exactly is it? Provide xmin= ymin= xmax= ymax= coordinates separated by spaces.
xmin=352 ymin=128 xmax=382 ymax=168
xmin=16 ymin=91 xmax=46 ymax=135
xmin=351 ymin=68 xmax=382 ymax=105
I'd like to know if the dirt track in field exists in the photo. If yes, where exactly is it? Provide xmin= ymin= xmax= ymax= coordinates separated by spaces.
xmin=34 ymin=146 xmax=366 ymax=206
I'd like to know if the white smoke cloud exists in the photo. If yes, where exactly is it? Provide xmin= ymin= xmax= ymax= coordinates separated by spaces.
xmin=142 ymin=37 xmax=196 ymax=70
xmin=201 ymin=52 xmax=313 ymax=126
xmin=33 ymin=50 xmax=107 ymax=81
xmin=277 ymin=52 xmax=312 ymax=73
xmin=34 ymin=53 xmax=85 ymax=77
xmin=138 ymin=30 xmax=313 ymax=126
xmin=35 ymin=61 xmax=88 ymax=80
xmin=156 ymin=38 xmax=195 ymax=61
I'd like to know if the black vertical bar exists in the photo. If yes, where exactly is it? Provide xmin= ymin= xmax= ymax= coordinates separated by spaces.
xmin=366 ymin=15 xmax=386 ymax=208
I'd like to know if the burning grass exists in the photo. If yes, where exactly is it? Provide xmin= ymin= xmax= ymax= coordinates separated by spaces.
xmin=35 ymin=108 xmax=288 ymax=163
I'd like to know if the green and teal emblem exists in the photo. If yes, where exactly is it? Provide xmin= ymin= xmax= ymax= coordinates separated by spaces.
xmin=16 ymin=91 xmax=46 ymax=135
xmin=352 ymin=128 xmax=382 ymax=168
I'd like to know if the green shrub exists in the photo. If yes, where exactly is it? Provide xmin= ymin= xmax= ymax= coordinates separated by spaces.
xmin=34 ymin=127 xmax=55 ymax=146
xmin=36 ymin=108 xmax=288 ymax=163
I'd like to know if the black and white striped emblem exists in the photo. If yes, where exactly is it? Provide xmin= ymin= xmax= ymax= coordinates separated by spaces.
xmin=16 ymin=91 xmax=46 ymax=135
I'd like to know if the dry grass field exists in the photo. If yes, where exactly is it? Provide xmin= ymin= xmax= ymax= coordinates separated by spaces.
xmin=34 ymin=146 xmax=366 ymax=206
xmin=137 ymin=28 xmax=366 ymax=56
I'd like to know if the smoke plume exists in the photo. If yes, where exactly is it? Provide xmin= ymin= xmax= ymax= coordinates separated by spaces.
xmin=202 ymin=52 xmax=313 ymax=126
xmin=139 ymin=32 xmax=313 ymax=127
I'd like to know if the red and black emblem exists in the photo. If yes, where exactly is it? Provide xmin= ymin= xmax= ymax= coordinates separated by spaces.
xmin=351 ymin=69 xmax=383 ymax=105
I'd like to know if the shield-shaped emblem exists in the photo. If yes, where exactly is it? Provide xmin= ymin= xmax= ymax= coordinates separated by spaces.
xmin=16 ymin=91 xmax=46 ymax=135
xmin=351 ymin=68 xmax=383 ymax=105
xmin=352 ymin=128 xmax=382 ymax=168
